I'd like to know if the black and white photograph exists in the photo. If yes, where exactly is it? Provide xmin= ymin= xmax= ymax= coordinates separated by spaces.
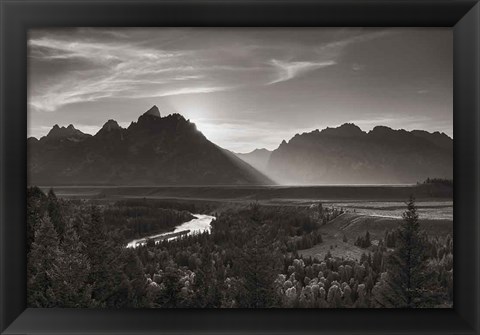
xmin=26 ymin=27 xmax=453 ymax=308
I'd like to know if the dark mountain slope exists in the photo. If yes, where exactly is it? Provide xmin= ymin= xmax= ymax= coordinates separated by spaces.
xmin=267 ymin=123 xmax=452 ymax=185
xmin=28 ymin=106 xmax=273 ymax=186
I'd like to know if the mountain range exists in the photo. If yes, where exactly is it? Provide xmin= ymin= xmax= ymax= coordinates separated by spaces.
xmin=263 ymin=123 xmax=452 ymax=185
xmin=27 ymin=106 xmax=272 ymax=186
xmin=28 ymin=106 xmax=453 ymax=186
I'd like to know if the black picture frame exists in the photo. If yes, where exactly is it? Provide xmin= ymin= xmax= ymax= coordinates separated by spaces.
xmin=1 ymin=0 xmax=479 ymax=334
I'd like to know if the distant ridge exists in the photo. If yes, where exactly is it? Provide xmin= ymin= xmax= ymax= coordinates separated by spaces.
xmin=235 ymin=148 xmax=272 ymax=176
xmin=266 ymin=123 xmax=452 ymax=185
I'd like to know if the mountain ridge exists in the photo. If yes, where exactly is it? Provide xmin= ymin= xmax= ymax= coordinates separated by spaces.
xmin=265 ymin=123 xmax=453 ymax=185
xmin=28 ymin=106 xmax=273 ymax=186
xmin=29 ymin=114 xmax=452 ymax=186
xmin=234 ymin=148 xmax=272 ymax=176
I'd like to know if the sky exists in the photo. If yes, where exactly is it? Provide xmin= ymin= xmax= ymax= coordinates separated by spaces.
xmin=28 ymin=27 xmax=452 ymax=153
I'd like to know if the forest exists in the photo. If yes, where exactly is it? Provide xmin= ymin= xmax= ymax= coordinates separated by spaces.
xmin=27 ymin=187 xmax=453 ymax=308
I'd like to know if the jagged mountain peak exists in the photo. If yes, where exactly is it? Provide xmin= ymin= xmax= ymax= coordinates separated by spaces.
xmin=131 ymin=110 xmax=193 ymax=136
xmin=321 ymin=123 xmax=365 ymax=137
xmin=101 ymin=119 xmax=122 ymax=132
xmin=369 ymin=125 xmax=399 ymax=135
xmin=45 ymin=123 xmax=87 ymax=140
xmin=142 ymin=105 xmax=161 ymax=118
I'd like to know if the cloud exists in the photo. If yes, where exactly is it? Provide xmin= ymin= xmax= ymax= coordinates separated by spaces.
xmin=28 ymin=35 xmax=242 ymax=112
xmin=315 ymin=30 xmax=393 ymax=55
xmin=352 ymin=63 xmax=365 ymax=72
xmin=267 ymin=59 xmax=336 ymax=85
xmin=417 ymin=89 xmax=429 ymax=94
xmin=28 ymin=29 xmax=394 ymax=112
xmin=266 ymin=30 xmax=392 ymax=85
xmin=132 ymin=86 xmax=234 ymax=99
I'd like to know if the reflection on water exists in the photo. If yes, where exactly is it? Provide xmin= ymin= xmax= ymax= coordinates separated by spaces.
xmin=126 ymin=214 xmax=215 ymax=248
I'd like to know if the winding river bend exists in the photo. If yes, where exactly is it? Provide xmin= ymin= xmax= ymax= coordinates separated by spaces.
xmin=126 ymin=214 xmax=215 ymax=249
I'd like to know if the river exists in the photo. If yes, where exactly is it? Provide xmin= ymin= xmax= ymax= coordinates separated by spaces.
xmin=126 ymin=214 xmax=215 ymax=249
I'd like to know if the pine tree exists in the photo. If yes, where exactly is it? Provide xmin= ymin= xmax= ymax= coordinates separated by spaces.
xmin=27 ymin=187 xmax=47 ymax=254
xmin=85 ymin=205 xmax=121 ymax=306
xmin=47 ymin=189 xmax=65 ymax=239
xmin=27 ymin=214 xmax=62 ymax=307
xmin=365 ymin=231 xmax=371 ymax=247
xmin=54 ymin=220 xmax=93 ymax=307
xmin=237 ymin=227 xmax=282 ymax=308
xmin=156 ymin=265 xmax=183 ymax=308
xmin=121 ymin=250 xmax=147 ymax=307
xmin=372 ymin=196 xmax=431 ymax=307
xmin=192 ymin=250 xmax=221 ymax=308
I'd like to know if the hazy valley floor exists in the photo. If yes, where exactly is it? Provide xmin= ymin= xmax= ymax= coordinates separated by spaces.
xmin=43 ymin=184 xmax=453 ymax=262
xmin=39 ymin=184 xmax=452 ymax=203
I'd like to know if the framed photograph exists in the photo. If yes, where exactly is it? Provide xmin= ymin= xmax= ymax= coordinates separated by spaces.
xmin=1 ymin=0 xmax=479 ymax=334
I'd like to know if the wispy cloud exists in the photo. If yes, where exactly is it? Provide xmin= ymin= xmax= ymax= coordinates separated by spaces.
xmin=28 ymin=29 xmax=396 ymax=112
xmin=28 ymin=35 xmax=244 ymax=112
xmin=131 ymin=86 xmax=234 ymax=100
xmin=315 ymin=30 xmax=394 ymax=55
xmin=267 ymin=59 xmax=336 ymax=85
xmin=266 ymin=30 xmax=393 ymax=85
